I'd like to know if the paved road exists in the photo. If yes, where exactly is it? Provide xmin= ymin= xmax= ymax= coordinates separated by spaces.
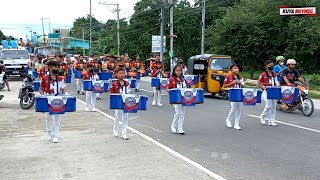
xmin=0 ymin=80 xmax=214 ymax=180
xmin=64 ymin=77 xmax=320 ymax=180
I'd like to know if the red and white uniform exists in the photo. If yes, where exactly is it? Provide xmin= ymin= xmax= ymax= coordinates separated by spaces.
xmin=151 ymin=67 xmax=165 ymax=106
xmin=83 ymin=71 xmax=99 ymax=111
xmin=224 ymin=73 xmax=244 ymax=128
xmin=259 ymin=71 xmax=279 ymax=123
xmin=40 ymin=75 xmax=67 ymax=141
xmin=110 ymin=80 xmax=130 ymax=137
xmin=168 ymin=76 xmax=187 ymax=133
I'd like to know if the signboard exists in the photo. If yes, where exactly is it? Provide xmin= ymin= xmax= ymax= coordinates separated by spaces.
xmin=152 ymin=35 xmax=166 ymax=53
xmin=280 ymin=6 xmax=316 ymax=16
xmin=49 ymin=33 xmax=60 ymax=39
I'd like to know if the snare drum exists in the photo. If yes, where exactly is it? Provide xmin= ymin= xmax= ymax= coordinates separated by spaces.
xmin=110 ymin=94 xmax=123 ymax=109
xmin=35 ymin=95 xmax=49 ymax=112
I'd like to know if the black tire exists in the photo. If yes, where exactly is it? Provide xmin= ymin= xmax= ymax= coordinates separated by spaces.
xmin=20 ymin=93 xmax=35 ymax=109
xmin=222 ymin=91 xmax=229 ymax=100
xmin=301 ymin=98 xmax=314 ymax=117
xmin=211 ymin=93 xmax=216 ymax=97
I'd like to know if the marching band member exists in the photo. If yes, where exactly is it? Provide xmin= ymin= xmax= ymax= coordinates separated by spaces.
xmin=131 ymin=54 xmax=143 ymax=92
xmin=39 ymin=61 xmax=67 ymax=143
xmin=110 ymin=68 xmax=130 ymax=140
xmin=38 ymin=59 xmax=49 ymax=79
xmin=223 ymin=64 xmax=245 ymax=130
xmin=177 ymin=58 xmax=188 ymax=75
xmin=83 ymin=64 xmax=99 ymax=112
xmin=167 ymin=65 xmax=187 ymax=134
xmin=108 ymin=55 xmax=116 ymax=71
xmin=56 ymin=55 xmax=68 ymax=76
xmin=258 ymin=60 xmax=280 ymax=127
xmin=90 ymin=54 xmax=102 ymax=100
xmin=151 ymin=60 xmax=165 ymax=106
xmin=75 ymin=55 xmax=86 ymax=95
xmin=124 ymin=53 xmax=131 ymax=72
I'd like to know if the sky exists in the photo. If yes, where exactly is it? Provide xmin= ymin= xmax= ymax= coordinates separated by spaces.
xmin=0 ymin=0 xmax=140 ymax=39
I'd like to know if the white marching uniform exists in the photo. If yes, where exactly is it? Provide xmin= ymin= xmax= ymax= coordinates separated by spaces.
xmin=260 ymin=76 xmax=279 ymax=123
xmin=226 ymin=79 xmax=245 ymax=127
xmin=153 ymin=72 xmax=163 ymax=105
xmin=171 ymin=80 xmax=187 ymax=133
xmin=76 ymin=78 xmax=84 ymax=93
xmin=85 ymin=73 xmax=99 ymax=111
xmin=43 ymin=78 xmax=67 ymax=141
xmin=113 ymin=84 xmax=130 ymax=136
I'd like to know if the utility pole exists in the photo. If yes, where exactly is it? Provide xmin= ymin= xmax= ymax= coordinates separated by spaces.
xmin=160 ymin=2 xmax=164 ymax=62
xmin=82 ymin=28 xmax=85 ymax=56
xmin=99 ymin=2 xmax=121 ymax=57
xmin=90 ymin=0 xmax=92 ymax=55
xmin=169 ymin=0 xmax=174 ymax=73
xmin=201 ymin=0 xmax=206 ymax=55
xmin=41 ymin=17 xmax=46 ymax=45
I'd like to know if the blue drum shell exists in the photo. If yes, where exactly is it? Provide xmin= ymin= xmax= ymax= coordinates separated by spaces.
xmin=138 ymin=95 xmax=148 ymax=110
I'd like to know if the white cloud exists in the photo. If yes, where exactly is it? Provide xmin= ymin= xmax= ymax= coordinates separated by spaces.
xmin=0 ymin=0 xmax=139 ymax=38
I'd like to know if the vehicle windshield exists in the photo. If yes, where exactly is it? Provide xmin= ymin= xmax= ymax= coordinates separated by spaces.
xmin=0 ymin=50 xmax=29 ymax=59
xmin=210 ymin=58 xmax=232 ymax=70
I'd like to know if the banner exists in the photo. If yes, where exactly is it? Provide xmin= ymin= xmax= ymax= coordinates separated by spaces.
xmin=122 ymin=94 xmax=140 ymax=113
xmin=159 ymin=78 xmax=169 ymax=90
xmin=180 ymin=88 xmax=197 ymax=106
xmin=92 ymin=80 xmax=104 ymax=93
xmin=184 ymin=75 xmax=195 ymax=86
xmin=281 ymin=86 xmax=296 ymax=104
xmin=242 ymin=88 xmax=258 ymax=106
xmin=47 ymin=96 xmax=68 ymax=115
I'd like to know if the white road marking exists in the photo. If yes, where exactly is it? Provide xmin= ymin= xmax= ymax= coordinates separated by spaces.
xmin=134 ymin=124 xmax=162 ymax=133
xmin=129 ymin=116 xmax=140 ymax=120
xmin=248 ymin=115 xmax=320 ymax=133
xmin=75 ymin=97 xmax=226 ymax=180
xmin=139 ymin=88 xmax=167 ymax=96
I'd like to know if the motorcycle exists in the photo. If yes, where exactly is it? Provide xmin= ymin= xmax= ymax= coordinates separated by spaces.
xmin=19 ymin=72 xmax=36 ymax=109
xmin=277 ymin=83 xmax=314 ymax=117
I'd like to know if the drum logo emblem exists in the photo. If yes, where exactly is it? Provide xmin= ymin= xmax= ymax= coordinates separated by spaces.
xmin=185 ymin=76 xmax=193 ymax=83
xmin=184 ymin=91 xmax=194 ymax=102
xmin=282 ymin=89 xmax=293 ymax=100
xmin=125 ymin=97 xmax=136 ymax=108
xmin=51 ymin=99 xmax=64 ymax=110
xmin=244 ymin=91 xmax=254 ymax=102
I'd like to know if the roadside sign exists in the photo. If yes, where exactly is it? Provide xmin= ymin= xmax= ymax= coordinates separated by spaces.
xmin=49 ymin=33 xmax=60 ymax=39
xmin=152 ymin=35 xmax=166 ymax=53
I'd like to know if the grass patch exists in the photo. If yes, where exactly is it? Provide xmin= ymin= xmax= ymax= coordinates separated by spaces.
xmin=309 ymin=91 xmax=320 ymax=99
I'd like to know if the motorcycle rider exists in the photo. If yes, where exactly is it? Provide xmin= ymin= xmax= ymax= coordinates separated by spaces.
xmin=280 ymin=59 xmax=305 ymax=86
xmin=280 ymin=59 xmax=306 ymax=109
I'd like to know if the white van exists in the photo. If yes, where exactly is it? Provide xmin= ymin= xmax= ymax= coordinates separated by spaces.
xmin=0 ymin=49 xmax=30 ymax=75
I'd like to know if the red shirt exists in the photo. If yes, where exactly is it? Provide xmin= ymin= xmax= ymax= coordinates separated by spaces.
xmin=75 ymin=62 xmax=86 ymax=70
xmin=82 ymin=71 xmax=97 ymax=80
xmin=223 ymin=74 xmax=243 ymax=88
xmin=110 ymin=80 xmax=130 ymax=94
xmin=40 ymin=75 xmax=64 ymax=94
xmin=131 ymin=61 xmax=143 ymax=70
xmin=38 ymin=67 xmax=48 ymax=79
xmin=151 ymin=67 xmax=163 ymax=77
xmin=167 ymin=77 xmax=185 ymax=89
xmin=58 ymin=62 xmax=68 ymax=76
xmin=259 ymin=71 xmax=277 ymax=87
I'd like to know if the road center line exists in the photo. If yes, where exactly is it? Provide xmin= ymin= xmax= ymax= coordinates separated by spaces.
xmin=248 ymin=115 xmax=320 ymax=133
xmin=75 ymin=97 xmax=226 ymax=180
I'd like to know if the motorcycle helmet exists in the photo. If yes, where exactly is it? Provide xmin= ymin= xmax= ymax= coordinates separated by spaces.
xmin=276 ymin=56 xmax=285 ymax=61
xmin=287 ymin=59 xmax=296 ymax=65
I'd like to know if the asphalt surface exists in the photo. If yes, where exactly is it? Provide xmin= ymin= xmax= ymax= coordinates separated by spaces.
xmin=0 ymin=80 xmax=214 ymax=180
xmin=63 ymin=76 xmax=320 ymax=180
